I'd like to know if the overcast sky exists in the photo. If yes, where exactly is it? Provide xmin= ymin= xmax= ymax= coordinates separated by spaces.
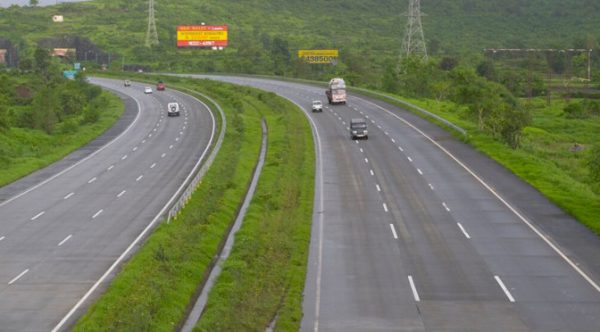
xmin=0 ymin=0 xmax=88 ymax=8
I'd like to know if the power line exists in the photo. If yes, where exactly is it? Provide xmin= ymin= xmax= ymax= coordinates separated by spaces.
xmin=400 ymin=0 xmax=427 ymax=59
xmin=145 ymin=0 xmax=159 ymax=48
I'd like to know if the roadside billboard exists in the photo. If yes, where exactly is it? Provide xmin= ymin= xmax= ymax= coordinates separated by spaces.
xmin=177 ymin=25 xmax=228 ymax=48
xmin=298 ymin=49 xmax=339 ymax=64
xmin=52 ymin=48 xmax=76 ymax=57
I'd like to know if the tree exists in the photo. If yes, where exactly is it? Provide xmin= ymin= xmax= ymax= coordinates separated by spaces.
xmin=33 ymin=48 xmax=51 ymax=77
xmin=31 ymin=87 xmax=59 ymax=134
xmin=29 ymin=0 xmax=39 ymax=7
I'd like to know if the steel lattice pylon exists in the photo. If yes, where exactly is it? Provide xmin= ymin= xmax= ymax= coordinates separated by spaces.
xmin=401 ymin=0 xmax=427 ymax=59
xmin=145 ymin=0 xmax=159 ymax=47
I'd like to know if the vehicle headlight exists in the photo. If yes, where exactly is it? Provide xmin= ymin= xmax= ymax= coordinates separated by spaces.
xmin=352 ymin=131 xmax=357 ymax=134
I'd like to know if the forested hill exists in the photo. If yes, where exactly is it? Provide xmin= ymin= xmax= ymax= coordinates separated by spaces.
xmin=0 ymin=0 xmax=598 ymax=84
xmin=422 ymin=0 xmax=600 ymax=51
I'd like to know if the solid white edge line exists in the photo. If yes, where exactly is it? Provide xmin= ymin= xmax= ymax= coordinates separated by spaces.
xmin=8 ymin=269 xmax=29 ymax=285
xmin=495 ymin=275 xmax=515 ymax=302
xmin=58 ymin=235 xmax=72 ymax=246
xmin=390 ymin=224 xmax=398 ymax=239
xmin=0 ymin=87 xmax=143 ymax=208
xmin=52 ymin=82 xmax=218 ymax=332
xmin=408 ymin=275 xmax=420 ymax=302
xmin=457 ymin=222 xmax=471 ymax=239
xmin=360 ymin=97 xmax=600 ymax=293
xmin=31 ymin=211 xmax=45 ymax=221
xmin=92 ymin=209 xmax=103 ymax=219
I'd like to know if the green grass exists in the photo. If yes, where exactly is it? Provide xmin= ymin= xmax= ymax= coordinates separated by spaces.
xmin=367 ymin=91 xmax=600 ymax=234
xmin=73 ymin=77 xmax=314 ymax=331
xmin=0 ymin=90 xmax=123 ymax=187
xmin=194 ymin=90 xmax=315 ymax=332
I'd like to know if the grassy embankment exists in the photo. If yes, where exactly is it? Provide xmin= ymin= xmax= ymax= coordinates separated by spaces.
xmin=372 ymin=92 xmax=600 ymax=234
xmin=0 ymin=91 xmax=123 ymax=187
xmin=74 ymin=76 xmax=315 ymax=331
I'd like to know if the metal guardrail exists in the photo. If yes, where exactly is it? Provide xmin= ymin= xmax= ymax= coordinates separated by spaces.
xmin=166 ymin=88 xmax=227 ymax=223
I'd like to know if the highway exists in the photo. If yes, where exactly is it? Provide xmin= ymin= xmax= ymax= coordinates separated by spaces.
xmin=193 ymin=75 xmax=600 ymax=332
xmin=0 ymin=78 xmax=215 ymax=331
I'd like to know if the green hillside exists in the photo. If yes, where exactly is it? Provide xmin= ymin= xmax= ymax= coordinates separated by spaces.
xmin=1 ymin=0 xmax=599 ymax=86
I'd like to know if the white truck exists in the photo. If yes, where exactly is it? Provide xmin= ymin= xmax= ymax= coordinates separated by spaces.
xmin=325 ymin=78 xmax=347 ymax=105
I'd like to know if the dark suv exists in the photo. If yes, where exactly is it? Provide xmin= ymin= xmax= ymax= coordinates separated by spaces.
xmin=350 ymin=118 xmax=368 ymax=140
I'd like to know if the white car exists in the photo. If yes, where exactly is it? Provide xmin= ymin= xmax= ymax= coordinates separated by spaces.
xmin=311 ymin=100 xmax=323 ymax=112
xmin=144 ymin=87 xmax=153 ymax=94
xmin=167 ymin=102 xmax=180 ymax=117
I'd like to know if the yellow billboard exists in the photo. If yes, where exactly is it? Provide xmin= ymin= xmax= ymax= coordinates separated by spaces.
xmin=177 ymin=25 xmax=228 ymax=47
xmin=298 ymin=49 xmax=339 ymax=64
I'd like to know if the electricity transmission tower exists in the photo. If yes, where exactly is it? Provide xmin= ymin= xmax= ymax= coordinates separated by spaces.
xmin=400 ymin=0 xmax=427 ymax=59
xmin=145 ymin=0 xmax=159 ymax=47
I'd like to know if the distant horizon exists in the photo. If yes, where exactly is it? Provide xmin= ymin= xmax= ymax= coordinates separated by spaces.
xmin=0 ymin=0 xmax=88 ymax=8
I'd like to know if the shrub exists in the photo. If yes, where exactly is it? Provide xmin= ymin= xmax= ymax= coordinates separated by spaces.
xmin=563 ymin=102 xmax=587 ymax=119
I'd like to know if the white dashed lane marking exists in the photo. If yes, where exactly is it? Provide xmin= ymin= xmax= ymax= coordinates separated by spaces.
xmin=92 ymin=209 xmax=103 ymax=219
xmin=58 ymin=235 xmax=72 ymax=246
xmin=31 ymin=211 xmax=45 ymax=221
xmin=8 ymin=269 xmax=29 ymax=285
xmin=457 ymin=223 xmax=471 ymax=239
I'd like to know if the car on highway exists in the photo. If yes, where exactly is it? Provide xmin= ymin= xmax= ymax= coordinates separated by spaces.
xmin=312 ymin=100 xmax=323 ymax=112
xmin=124 ymin=80 xmax=131 ymax=87
xmin=167 ymin=102 xmax=180 ymax=117
xmin=144 ymin=86 xmax=153 ymax=94
xmin=157 ymin=81 xmax=166 ymax=91
xmin=350 ymin=118 xmax=368 ymax=140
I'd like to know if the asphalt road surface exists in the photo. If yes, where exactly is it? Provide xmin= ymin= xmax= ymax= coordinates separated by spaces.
xmin=0 ymin=78 xmax=215 ymax=331
xmin=190 ymin=75 xmax=600 ymax=332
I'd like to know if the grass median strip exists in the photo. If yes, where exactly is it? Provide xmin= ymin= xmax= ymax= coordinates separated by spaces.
xmin=195 ymin=91 xmax=315 ymax=331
